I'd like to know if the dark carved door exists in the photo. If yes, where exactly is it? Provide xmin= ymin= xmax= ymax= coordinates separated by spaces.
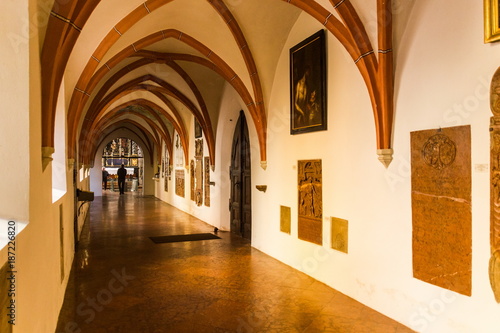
xmin=230 ymin=111 xmax=252 ymax=240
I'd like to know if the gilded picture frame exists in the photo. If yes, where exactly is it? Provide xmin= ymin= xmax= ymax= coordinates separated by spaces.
xmin=485 ymin=0 xmax=500 ymax=43
xmin=290 ymin=30 xmax=327 ymax=134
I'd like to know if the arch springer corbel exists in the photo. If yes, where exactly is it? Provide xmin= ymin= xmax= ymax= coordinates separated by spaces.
xmin=377 ymin=148 xmax=393 ymax=168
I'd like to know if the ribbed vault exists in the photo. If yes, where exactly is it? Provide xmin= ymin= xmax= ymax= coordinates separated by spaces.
xmin=41 ymin=0 xmax=395 ymax=170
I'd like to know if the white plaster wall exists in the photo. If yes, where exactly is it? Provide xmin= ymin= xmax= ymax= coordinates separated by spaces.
xmin=0 ymin=0 xmax=30 ymax=223
xmin=247 ymin=1 xmax=500 ymax=333
xmin=214 ymin=85 xmax=250 ymax=231
xmin=8 ymin=1 xmax=80 ymax=331
xmin=3 ymin=2 xmax=83 ymax=332
xmin=154 ymin=86 xmax=252 ymax=232
xmin=155 ymin=127 xmax=219 ymax=227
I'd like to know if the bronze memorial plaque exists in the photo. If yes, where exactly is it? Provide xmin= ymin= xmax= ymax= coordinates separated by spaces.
xmin=175 ymin=169 xmax=185 ymax=198
xmin=298 ymin=160 xmax=322 ymax=245
xmin=280 ymin=205 xmax=291 ymax=234
xmin=331 ymin=217 xmax=348 ymax=253
xmin=411 ymin=126 xmax=471 ymax=296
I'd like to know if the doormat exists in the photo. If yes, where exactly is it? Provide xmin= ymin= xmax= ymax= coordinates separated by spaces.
xmin=149 ymin=233 xmax=221 ymax=244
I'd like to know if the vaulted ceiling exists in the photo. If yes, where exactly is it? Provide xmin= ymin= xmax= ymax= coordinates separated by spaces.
xmin=40 ymin=0 xmax=394 ymax=169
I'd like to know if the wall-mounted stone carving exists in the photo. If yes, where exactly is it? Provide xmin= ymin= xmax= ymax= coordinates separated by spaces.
xmin=195 ymin=157 xmax=203 ymax=206
xmin=195 ymin=139 xmax=203 ymax=158
xmin=411 ymin=126 xmax=471 ymax=296
xmin=204 ymin=157 xmax=210 ymax=207
xmin=490 ymin=66 xmax=500 ymax=302
xmin=175 ymin=169 xmax=185 ymax=198
xmin=194 ymin=139 xmax=203 ymax=206
xmin=331 ymin=217 xmax=348 ymax=253
xmin=190 ymin=160 xmax=195 ymax=201
xmin=280 ymin=205 xmax=291 ymax=234
xmin=422 ymin=134 xmax=456 ymax=170
xmin=165 ymin=145 xmax=171 ymax=177
xmin=298 ymin=160 xmax=322 ymax=245
xmin=175 ymin=133 xmax=184 ymax=168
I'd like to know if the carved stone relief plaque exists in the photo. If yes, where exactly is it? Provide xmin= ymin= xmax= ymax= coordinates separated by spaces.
xmin=190 ymin=160 xmax=195 ymax=201
xmin=280 ymin=205 xmax=291 ymax=234
xmin=411 ymin=126 xmax=471 ymax=296
xmin=175 ymin=169 xmax=185 ymax=198
xmin=422 ymin=134 xmax=456 ymax=170
xmin=490 ymin=66 xmax=500 ymax=302
xmin=204 ymin=157 xmax=210 ymax=207
xmin=195 ymin=139 xmax=203 ymax=206
xmin=331 ymin=217 xmax=348 ymax=253
xmin=165 ymin=148 xmax=171 ymax=177
xmin=298 ymin=160 xmax=322 ymax=245
xmin=195 ymin=158 xmax=203 ymax=206
xmin=195 ymin=139 xmax=203 ymax=158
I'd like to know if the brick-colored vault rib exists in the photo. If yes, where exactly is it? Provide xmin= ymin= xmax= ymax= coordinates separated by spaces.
xmin=71 ymin=30 xmax=262 ymax=167
xmin=88 ymin=110 xmax=169 ymax=166
xmin=163 ymin=60 xmax=213 ymax=134
xmin=77 ymin=55 xmax=207 ymax=164
xmin=207 ymin=0 xmax=267 ymax=157
xmin=90 ymin=115 xmax=160 ymax=163
xmin=89 ymin=121 xmax=154 ymax=164
xmin=41 ymin=0 xmax=100 ymax=151
xmin=90 ymin=107 xmax=170 ymax=161
xmin=80 ymin=56 xmax=210 ymax=154
xmin=67 ymin=0 xmax=175 ymax=139
xmin=83 ymin=92 xmax=182 ymax=163
xmin=94 ymin=125 xmax=154 ymax=166
xmin=93 ymin=123 xmax=153 ymax=161
xmin=284 ymin=0 xmax=394 ymax=165
xmin=84 ymin=78 xmax=190 ymax=142
xmin=66 ymin=0 xmax=268 ymax=166
xmin=75 ymin=32 xmax=261 ymax=169
xmin=93 ymin=123 xmax=156 ymax=167
xmin=85 ymin=98 xmax=188 ymax=167
xmin=81 ymin=77 xmax=197 ymax=164
xmin=88 ymin=119 xmax=159 ymax=166
xmin=375 ymin=0 xmax=394 ymax=152
xmin=49 ymin=0 xmax=393 ymax=168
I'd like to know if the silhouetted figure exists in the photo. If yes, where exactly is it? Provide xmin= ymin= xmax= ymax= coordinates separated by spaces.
xmin=102 ymin=167 xmax=109 ymax=190
xmin=117 ymin=164 xmax=127 ymax=195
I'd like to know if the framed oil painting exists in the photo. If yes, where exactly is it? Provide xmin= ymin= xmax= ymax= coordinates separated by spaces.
xmin=290 ymin=30 xmax=327 ymax=134
xmin=485 ymin=0 xmax=500 ymax=43
xmin=195 ymin=119 xmax=202 ymax=138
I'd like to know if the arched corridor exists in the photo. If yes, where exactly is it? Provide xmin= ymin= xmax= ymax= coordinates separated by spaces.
xmin=2 ymin=1 xmax=500 ymax=332
xmin=56 ymin=192 xmax=414 ymax=332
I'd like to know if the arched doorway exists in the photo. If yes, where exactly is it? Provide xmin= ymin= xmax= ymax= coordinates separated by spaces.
xmin=230 ymin=111 xmax=252 ymax=240
xmin=101 ymin=138 xmax=144 ymax=193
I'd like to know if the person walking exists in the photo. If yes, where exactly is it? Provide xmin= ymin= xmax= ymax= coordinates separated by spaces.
xmin=117 ymin=164 xmax=127 ymax=194
xmin=102 ymin=167 xmax=109 ymax=190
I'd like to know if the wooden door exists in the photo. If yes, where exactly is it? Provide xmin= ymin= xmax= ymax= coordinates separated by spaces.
xmin=230 ymin=111 xmax=252 ymax=240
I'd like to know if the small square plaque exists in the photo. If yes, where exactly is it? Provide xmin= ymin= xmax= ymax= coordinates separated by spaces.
xmin=331 ymin=217 xmax=348 ymax=253
xmin=280 ymin=206 xmax=291 ymax=234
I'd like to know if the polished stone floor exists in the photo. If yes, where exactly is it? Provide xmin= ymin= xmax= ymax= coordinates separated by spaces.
xmin=56 ymin=192 xmax=415 ymax=333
